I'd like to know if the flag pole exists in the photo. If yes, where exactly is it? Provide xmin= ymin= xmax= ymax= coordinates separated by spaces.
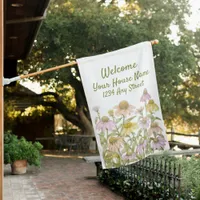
xmin=20 ymin=61 xmax=77 ymax=79
xmin=3 ymin=40 xmax=159 ymax=85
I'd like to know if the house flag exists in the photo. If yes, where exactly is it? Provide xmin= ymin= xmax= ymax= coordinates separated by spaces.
xmin=77 ymin=41 xmax=169 ymax=169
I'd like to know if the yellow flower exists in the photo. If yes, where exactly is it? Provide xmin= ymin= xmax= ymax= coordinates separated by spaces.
xmin=108 ymin=109 xmax=114 ymax=117
xmin=104 ymin=151 xmax=120 ymax=165
xmin=146 ymin=100 xmax=159 ymax=113
xmin=121 ymin=122 xmax=138 ymax=136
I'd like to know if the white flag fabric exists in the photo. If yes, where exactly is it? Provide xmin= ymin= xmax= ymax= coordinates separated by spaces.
xmin=77 ymin=41 xmax=169 ymax=169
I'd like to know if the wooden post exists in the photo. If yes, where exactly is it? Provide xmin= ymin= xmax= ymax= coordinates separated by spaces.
xmin=0 ymin=0 xmax=3 ymax=198
xmin=171 ymin=126 xmax=174 ymax=141
xmin=198 ymin=130 xmax=200 ymax=145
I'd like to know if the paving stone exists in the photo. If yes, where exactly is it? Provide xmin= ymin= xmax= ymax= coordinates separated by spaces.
xmin=4 ymin=156 xmax=124 ymax=200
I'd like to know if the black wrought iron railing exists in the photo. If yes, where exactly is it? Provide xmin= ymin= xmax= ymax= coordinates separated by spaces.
xmin=99 ymin=156 xmax=193 ymax=200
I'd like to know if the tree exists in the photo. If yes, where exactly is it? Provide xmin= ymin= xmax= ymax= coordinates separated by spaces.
xmin=16 ymin=0 xmax=199 ymax=134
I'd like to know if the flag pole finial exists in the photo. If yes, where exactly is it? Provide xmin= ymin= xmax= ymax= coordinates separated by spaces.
xmin=151 ymin=39 xmax=159 ymax=45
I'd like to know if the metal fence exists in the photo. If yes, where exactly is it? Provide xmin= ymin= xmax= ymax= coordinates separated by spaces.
xmin=100 ymin=156 xmax=191 ymax=200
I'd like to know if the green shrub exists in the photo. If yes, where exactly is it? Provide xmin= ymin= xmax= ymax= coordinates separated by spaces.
xmin=99 ymin=169 xmax=181 ymax=199
xmin=99 ymin=156 xmax=200 ymax=200
xmin=178 ymin=156 xmax=200 ymax=200
xmin=4 ymin=132 xmax=43 ymax=167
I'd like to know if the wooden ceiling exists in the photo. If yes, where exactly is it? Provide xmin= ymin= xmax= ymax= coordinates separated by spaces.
xmin=4 ymin=0 xmax=50 ymax=60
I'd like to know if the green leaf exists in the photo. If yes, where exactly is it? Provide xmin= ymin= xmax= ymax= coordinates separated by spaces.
xmin=125 ymin=116 xmax=136 ymax=123
xmin=115 ymin=117 xmax=123 ymax=123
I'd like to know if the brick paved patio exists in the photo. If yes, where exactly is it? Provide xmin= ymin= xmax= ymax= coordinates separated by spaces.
xmin=4 ymin=155 xmax=124 ymax=200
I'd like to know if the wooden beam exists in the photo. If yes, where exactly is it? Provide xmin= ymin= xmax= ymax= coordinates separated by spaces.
xmin=167 ymin=131 xmax=199 ymax=137
xmin=6 ymin=16 xmax=45 ymax=24
xmin=0 ymin=0 xmax=3 ymax=198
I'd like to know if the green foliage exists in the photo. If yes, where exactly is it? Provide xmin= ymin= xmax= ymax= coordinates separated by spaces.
xmin=99 ymin=156 xmax=200 ymax=199
xmin=179 ymin=156 xmax=200 ymax=199
xmin=17 ymin=0 xmax=200 ymax=131
xmin=4 ymin=97 xmax=54 ymax=131
xmin=4 ymin=100 xmax=21 ymax=131
xmin=99 ymin=168 xmax=183 ymax=199
xmin=4 ymin=131 xmax=43 ymax=166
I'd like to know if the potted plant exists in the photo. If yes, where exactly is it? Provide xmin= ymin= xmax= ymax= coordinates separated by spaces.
xmin=4 ymin=131 xmax=43 ymax=174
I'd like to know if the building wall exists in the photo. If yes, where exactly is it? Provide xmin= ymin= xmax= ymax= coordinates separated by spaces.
xmin=12 ymin=114 xmax=54 ymax=149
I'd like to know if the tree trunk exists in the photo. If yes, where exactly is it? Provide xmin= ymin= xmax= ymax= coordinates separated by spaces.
xmin=77 ymin=106 xmax=94 ymax=135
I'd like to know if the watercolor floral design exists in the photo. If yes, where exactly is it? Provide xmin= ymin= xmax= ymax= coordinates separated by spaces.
xmin=93 ymin=88 xmax=168 ymax=168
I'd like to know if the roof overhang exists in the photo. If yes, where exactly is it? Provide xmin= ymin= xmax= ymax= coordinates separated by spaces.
xmin=4 ymin=0 xmax=50 ymax=60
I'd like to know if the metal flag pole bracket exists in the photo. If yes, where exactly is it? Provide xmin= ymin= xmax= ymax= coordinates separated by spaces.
xmin=3 ymin=40 xmax=159 ymax=86
xmin=3 ymin=76 xmax=21 ymax=86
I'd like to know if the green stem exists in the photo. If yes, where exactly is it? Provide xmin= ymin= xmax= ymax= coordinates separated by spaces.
xmin=97 ymin=111 xmax=101 ymax=120
xmin=115 ymin=126 xmax=121 ymax=135
xmin=112 ymin=116 xmax=121 ymax=134
xmin=144 ymin=102 xmax=147 ymax=117
xmin=106 ymin=129 xmax=108 ymax=140
xmin=122 ymin=115 xmax=125 ymax=125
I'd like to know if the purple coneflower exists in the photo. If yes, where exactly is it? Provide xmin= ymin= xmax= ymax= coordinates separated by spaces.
xmin=96 ymin=116 xmax=115 ymax=132
xmin=138 ymin=117 xmax=151 ymax=129
xmin=136 ymin=140 xmax=147 ymax=155
xmin=107 ymin=136 xmax=124 ymax=152
xmin=151 ymin=136 xmax=166 ymax=150
xmin=122 ymin=152 xmax=136 ymax=161
xmin=148 ymin=122 xmax=163 ymax=136
xmin=140 ymin=88 xmax=151 ymax=103
xmin=114 ymin=100 xmax=135 ymax=117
